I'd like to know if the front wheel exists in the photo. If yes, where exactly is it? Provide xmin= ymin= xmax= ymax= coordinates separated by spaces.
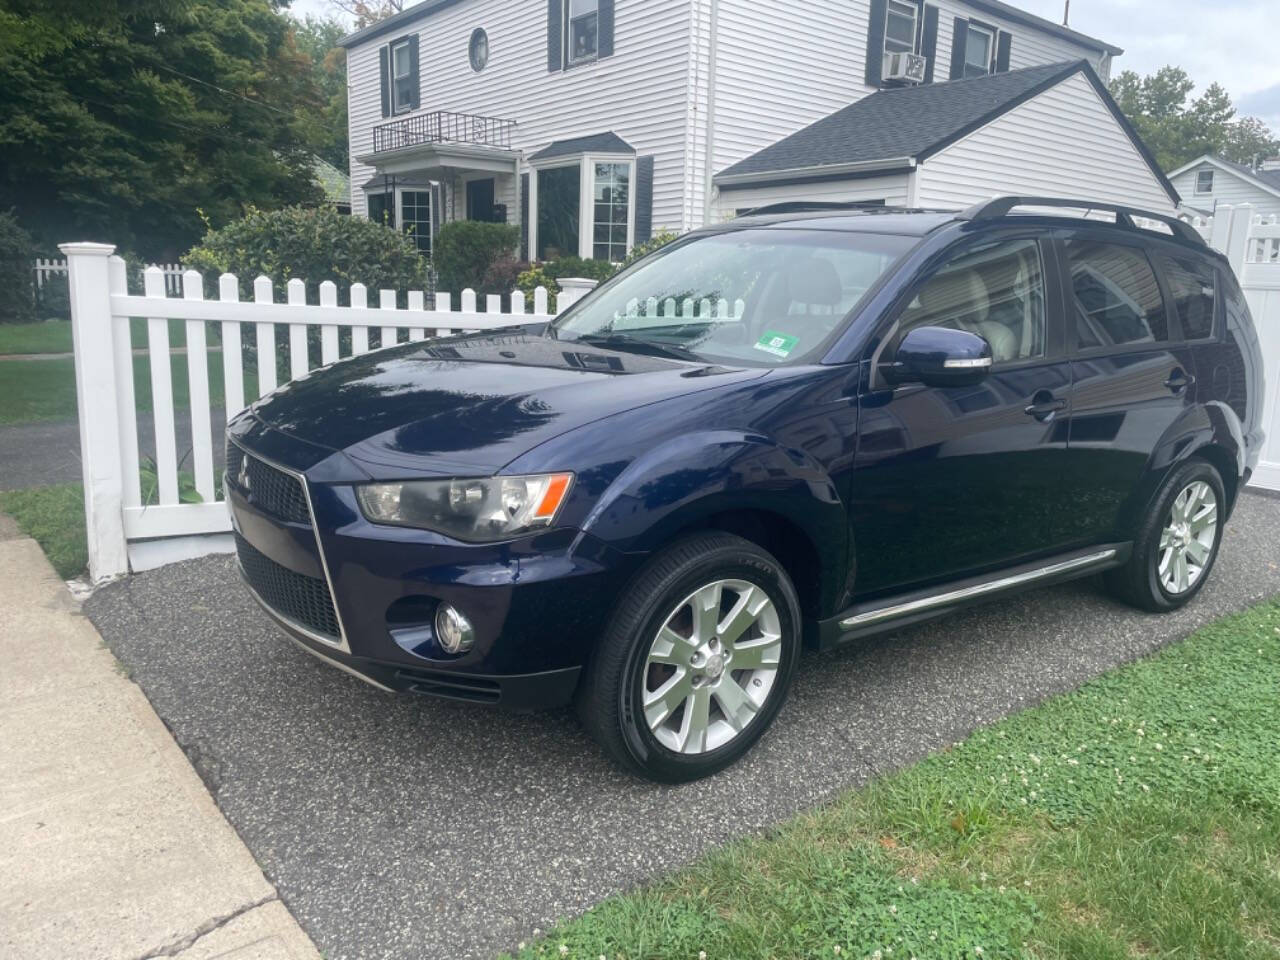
xmin=576 ymin=533 xmax=802 ymax=783
xmin=1105 ymin=459 xmax=1225 ymax=612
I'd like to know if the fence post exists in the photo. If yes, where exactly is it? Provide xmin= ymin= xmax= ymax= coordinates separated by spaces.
xmin=60 ymin=242 xmax=129 ymax=582
xmin=1223 ymin=204 xmax=1254 ymax=280
xmin=556 ymin=277 xmax=598 ymax=312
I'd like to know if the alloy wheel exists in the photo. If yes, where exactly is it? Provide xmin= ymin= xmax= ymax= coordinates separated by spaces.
xmin=1158 ymin=480 xmax=1218 ymax=595
xmin=641 ymin=579 xmax=782 ymax=755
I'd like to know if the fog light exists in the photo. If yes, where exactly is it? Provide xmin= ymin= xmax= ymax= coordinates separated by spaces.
xmin=434 ymin=603 xmax=475 ymax=655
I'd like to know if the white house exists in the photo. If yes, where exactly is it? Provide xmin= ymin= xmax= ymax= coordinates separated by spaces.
xmin=339 ymin=0 xmax=1173 ymax=262
xmin=1168 ymin=155 xmax=1280 ymax=219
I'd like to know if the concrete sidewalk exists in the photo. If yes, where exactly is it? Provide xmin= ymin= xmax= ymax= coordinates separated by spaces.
xmin=0 ymin=515 xmax=320 ymax=960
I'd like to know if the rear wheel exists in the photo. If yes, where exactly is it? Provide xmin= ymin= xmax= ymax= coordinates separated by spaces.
xmin=576 ymin=533 xmax=802 ymax=782
xmin=1105 ymin=460 xmax=1225 ymax=612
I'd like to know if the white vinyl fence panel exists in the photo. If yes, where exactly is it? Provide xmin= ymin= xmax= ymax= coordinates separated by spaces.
xmin=35 ymin=257 xmax=184 ymax=295
xmin=62 ymin=240 xmax=595 ymax=582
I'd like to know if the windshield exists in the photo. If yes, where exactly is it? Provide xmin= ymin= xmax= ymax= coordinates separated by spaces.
xmin=549 ymin=228 xmax=915 ymax=366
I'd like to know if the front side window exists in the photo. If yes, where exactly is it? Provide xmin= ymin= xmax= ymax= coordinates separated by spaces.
xmin=391 ymin=39 xmax=414 ymax=113
xmin=566 ymin=0 xmax=599 ymax=65
xmin=400 ymin=190 xmax=432 ymax=256
xmin=1161 ymin=254 xmax=1216 ymax=340
xmin=1068 ymin=239 xmax=1168 ymax=349
xmin=1195 ymin=169 xmax=1214 ymax=194
xmin=885 ymin=0 xmax=920 ymax=55
xmin=592 ymin=163 xmax=630 ymax=261
xmin=552 ymin=229 xmax=914 ymax=367
xmin=898 ymin=238 xmax=1046 ymax=364
xmin=537 ymin=164 xmax=582 ymax=260
xmin=962 ymin=23 xmax=995 ymax=78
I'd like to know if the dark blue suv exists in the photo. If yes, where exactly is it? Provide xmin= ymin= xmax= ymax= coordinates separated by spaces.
xmin=227 ymin=197 xmax=1264 ymax=782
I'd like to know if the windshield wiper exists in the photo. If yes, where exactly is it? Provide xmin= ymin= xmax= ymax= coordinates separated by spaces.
xmin=571 ymin=332 xmax=704 ymax=363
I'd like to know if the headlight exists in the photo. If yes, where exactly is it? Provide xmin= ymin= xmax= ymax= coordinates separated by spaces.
xmin=355 ymin=473 xmax=574 ymax=542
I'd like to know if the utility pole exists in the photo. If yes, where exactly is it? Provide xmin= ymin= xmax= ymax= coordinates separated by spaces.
xmin=1063 ymin=0 xmax=1071 ymax=25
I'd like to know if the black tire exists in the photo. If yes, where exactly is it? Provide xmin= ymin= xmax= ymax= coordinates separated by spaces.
xmin=576 ymin=532 xmax=803 ymax=783
xmin=1104 ymin=459 xmax=1226 ymax=612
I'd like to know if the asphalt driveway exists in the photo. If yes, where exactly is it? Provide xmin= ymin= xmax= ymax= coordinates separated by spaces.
xmin=84 ymin=491 xmax=1280 ymax=960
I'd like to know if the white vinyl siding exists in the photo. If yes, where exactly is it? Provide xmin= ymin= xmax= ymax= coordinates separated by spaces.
xmin=347 ymin=0 xmax=689 ymax=231
xmin=1168 ymin=163 xmax=1280 ymax=219
xmin=934 ymin=0 xmax=1112 ymax=79
xmin=914 ymin=71 xmax=1174 ymax=213
xmin=711 ymin=173 xmax=912 ymax=220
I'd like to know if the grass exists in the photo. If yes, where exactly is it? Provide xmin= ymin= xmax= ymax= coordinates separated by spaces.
xmin=0 ymin=318 xmax=189 ymax=356
xmin=0 ymin=484 xmax=87 ymax=579
xmin=0 ymin=351 xmax=257 ymax=425
xmin=508 ymin=599 xmax=1280 ymax=960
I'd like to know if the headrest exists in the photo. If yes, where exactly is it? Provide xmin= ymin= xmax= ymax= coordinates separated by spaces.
xmin=919 ymin=268 xmax=989 ymax=326
xmin=787 ymin=257 xmax=843 ymax=309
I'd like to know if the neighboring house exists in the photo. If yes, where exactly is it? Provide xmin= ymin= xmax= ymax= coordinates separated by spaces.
xmin=339 ymin=0 xmax=1138 ymax=262
xmin=312 ymin=156 xmax=353 ymax=214
xmin=1167 ymin=155 xmax=1280 ymax=219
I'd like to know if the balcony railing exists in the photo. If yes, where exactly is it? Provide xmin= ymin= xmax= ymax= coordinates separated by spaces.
xmin=372 ymin=110 xmax=517 ymax=154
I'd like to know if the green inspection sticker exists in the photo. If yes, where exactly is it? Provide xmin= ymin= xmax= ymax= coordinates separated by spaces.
xmin=754 ymin=331 xmax=799 ymax=358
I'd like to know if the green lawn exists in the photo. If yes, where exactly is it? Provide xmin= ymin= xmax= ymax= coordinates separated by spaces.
xmin=0 ymin=484 xmax=87 ymax=579
xmin=0 ymin=352 xmax=256 ymax=424
xmin=0 ymin=318 xmax=189 ymax=356
xmin=509 ymin=600 xmax=1280 ymax=960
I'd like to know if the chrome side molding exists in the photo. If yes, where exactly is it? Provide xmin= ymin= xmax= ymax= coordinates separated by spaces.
xmin=840 ymin=548 xmax=1118 ymax=630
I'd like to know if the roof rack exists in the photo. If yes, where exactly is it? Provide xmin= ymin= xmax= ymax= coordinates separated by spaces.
xmin=957 ymin=196 xmax=1206 ymax=247
xmin=744 ymin=200 xmax=893 ymax=216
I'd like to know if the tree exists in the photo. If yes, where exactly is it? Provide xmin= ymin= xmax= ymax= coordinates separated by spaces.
xmin=329 ymin=0 xmax=403 ymax=29
xmin=1109 ymin=66 xmax=1279 ymax=172
xmin=0 ymin=0 xmax=324 ymax=258
xmin=293 ymin=15 xmax=348 ymax=168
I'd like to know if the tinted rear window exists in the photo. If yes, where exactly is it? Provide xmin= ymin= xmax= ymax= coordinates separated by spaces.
xmin=1066 ymin=239 xmax=1168 ymax=349
xmin=1160 ymin=253 xmax=1216 ymax=340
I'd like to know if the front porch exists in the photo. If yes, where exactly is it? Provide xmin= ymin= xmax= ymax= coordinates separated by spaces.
xmin=355 ymin=109 xmax=522 ymax=258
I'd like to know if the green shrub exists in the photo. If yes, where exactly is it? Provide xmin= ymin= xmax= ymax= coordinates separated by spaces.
xmin=517 ymin=255 xmax=619 ymax=302
xmin=621 ymin=228 xmax=681 ymax=269
xmin=0 ymin=211 xmax=36 ymax=324
xmin=433 ymin=220 xmax=520 ymax=295
xmin=183 ymin=205 xmax=429 ymax=305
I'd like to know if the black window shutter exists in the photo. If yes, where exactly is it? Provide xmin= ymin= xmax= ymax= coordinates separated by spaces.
xmin=520 ymin=173 xmax=530 ymax=259
xmin=921 ymin=5 xmax=939 ymax=83
xmin=865 ymin=0 xmax=888 ymax=87
xmin=547 ymin=0 xmax=563 ymax=72
xmin=949 ymin=17 xmax=969 ymax=80
xmin=408 ymin=34 xmax=420 ymax=109
xmin=379 ymin=45 xmax=391 ymax=117
xmin=598 ymin=0 xmax=615 ymax=58
xmin=995 ymin=31 xmax=1012 ymax=73
xmin=634 ymin=156 xmax=654 ymax=244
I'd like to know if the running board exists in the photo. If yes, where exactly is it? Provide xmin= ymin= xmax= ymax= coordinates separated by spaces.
xmin=816 ymin=543 xmax=1129 ymax=650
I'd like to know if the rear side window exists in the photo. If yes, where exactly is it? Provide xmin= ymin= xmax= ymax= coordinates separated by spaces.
xmin=1160 ymin=254 xmax=1216 ymax=340
xmin=1066 ymin=239 xmax=1168 ymax=349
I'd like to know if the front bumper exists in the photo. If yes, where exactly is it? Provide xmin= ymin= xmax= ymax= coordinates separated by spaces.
xmin=226 ymin=430 xmax=631 ymax=710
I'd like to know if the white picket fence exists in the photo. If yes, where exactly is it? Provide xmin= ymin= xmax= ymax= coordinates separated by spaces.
xmin=35 ymin=257 xmax=184 ymax=296
xmin=61 ymin=241 xmax=599 ymax=581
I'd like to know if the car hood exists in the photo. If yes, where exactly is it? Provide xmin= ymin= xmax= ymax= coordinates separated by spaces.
xmin=246 ymin=332 xmax=766 ymax=476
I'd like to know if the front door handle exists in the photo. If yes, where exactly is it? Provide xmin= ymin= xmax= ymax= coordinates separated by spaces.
xmin=1164 ymin=369 xmax=1196 ymax=394
xmin=1024 ymin=393 xmax=1068 ymax=422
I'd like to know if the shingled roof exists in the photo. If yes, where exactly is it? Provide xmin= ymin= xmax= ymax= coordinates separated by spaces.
xmin=529 ymin=131 xmax=635 ymax=162
xmin=714 ymin=60 xmax=1171 ymax=200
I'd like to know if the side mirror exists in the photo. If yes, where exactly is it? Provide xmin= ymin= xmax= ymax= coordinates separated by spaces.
xmin=885 ymin=325 xmax=993 ymax=388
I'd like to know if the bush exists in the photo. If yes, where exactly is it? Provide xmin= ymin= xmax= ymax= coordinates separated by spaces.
xmin=621 ymin=228 xmax=680 ymax=269
xmin=517 ymin=255 xmax=619 ymax=303
xmin=433 ymin=220 xmax=520 ymax=295
xmin=0 ymin=211 xmax=36 ymax=324
xmin=183 ymin=205 xmax=429 ymax=305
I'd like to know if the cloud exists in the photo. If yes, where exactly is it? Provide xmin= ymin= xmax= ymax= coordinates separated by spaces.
xmin=1238 ymin=82 xmax=1280 ymax=132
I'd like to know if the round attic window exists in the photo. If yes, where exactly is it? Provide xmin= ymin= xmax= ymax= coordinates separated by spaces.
xmin=469 ymin=28 xmax=489 ymax=72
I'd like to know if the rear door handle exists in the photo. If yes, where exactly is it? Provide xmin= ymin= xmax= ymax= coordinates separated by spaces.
xmin=1164 ymin=370 xmax=1196 ymax=394
xmin=1018 ymin=399 xmax=1070 ymax=419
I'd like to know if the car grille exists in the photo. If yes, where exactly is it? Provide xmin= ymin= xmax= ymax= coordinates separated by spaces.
xmin=226 ymin=440 xmax=311 ymax=525
xmin=235 ymin=533 xmax=341 ymax=641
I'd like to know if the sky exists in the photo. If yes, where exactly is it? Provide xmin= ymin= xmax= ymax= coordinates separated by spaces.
xmin=288 ymin=0 xmax=1280 ymax=132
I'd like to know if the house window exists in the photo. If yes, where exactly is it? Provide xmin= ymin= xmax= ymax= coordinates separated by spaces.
xmin=368 ymin=192 xmax=394 ymax=228
xmin=401 ymin=190 xmax=433 ymax=256
xmin=391 ymin=38 xmax=414 ymax=113
xmin=566 ymin=0 xmax=599 ymax=65
xmin=537 ymin=165 xmax=582 ymax=260
xmin=962 ymin=22 xmax=996 ymax=78
xmin=593 ymin=163 xmax=630 ymax=261
xmin=1196 ymin=169 xmax=1214 ymax=194
xmin=885 ymin=0 xmax=920 ymax=55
